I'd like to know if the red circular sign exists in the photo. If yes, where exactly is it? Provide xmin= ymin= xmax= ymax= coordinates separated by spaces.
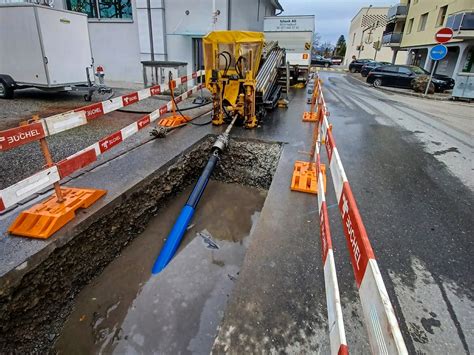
xmin=435 ymin=27 xmax=454 ymax=43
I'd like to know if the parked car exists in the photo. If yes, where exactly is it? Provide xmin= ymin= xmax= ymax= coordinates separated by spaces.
xmin=349 ymin=59 xmax=374 ymax=73
xmin=360 ymin=61 xmax=391 ymax=77
xmin=331 ymin=56 xmax=343 ymax=65
xmin=366 ymin=65 xmax=455 ymax=92
xmin=311 ymin=55 xmax=332 ymax=67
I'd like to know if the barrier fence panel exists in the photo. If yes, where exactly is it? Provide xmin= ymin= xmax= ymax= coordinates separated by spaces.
xmin=0 ymin=70 xmax=204 ymax=153
xmin=0 ymin=82 xmax=205 ymax=216
xmin=316 ymin=81 xmax=408 ymax=354
xmin=314 ymin=120 xmax=348 ymax=355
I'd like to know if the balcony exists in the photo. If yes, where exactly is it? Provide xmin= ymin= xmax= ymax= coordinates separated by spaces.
xmin=446 ymin=11 xmax=474 ymax=39
xmin=387 ymin=4 xmax=408 ymax=23
xmin=382 ymin=32 xmax=403 ymax=47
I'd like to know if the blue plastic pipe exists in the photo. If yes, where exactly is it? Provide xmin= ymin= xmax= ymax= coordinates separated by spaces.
xmin=151 ymin=153 xmax=219 ymax=274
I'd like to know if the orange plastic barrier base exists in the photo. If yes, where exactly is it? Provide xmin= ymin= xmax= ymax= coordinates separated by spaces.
xmin=158 ymin=114 xmax=191 ymax=127
xmin=302 ymin=111 xmax=318 ymax=122
xmin=291 ymin=161 xmax=326 ymax=194
xmin=8 ymin=187 xmax=106 ymax=239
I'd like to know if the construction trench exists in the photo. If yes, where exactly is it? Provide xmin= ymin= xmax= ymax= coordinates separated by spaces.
xmin=0 ymin=136 xmax=282 ymax=353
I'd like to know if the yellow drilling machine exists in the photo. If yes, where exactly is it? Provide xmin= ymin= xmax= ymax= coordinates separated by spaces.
xmin=203 ymin=31 xmax=286 ymax=128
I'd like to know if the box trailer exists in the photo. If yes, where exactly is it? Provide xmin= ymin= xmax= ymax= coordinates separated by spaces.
xmin=264 ymin=15 xmax=315 ymax=83
xmin=0 ymin=3 xmax=106 ymax=99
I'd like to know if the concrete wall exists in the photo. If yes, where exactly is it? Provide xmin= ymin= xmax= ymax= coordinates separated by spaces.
xmin=346 ymin=7 xmax=407 ymax=65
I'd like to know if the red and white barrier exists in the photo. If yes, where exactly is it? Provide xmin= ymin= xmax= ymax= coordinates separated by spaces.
xmin=318 ymin=89 xmax=408 ymax=354
xmin=0 ymin=83 xmax=205 ymax=212
xmin=315 ymin=127 xmax=348 ymax=355
xmin=0 ymin=71 xmax=204 ymax=152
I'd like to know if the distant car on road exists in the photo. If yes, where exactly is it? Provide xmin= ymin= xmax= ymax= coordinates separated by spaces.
xmin=311 ymin=55 xmax=332 ymax=67
xmin=330 ymin=56 xmax=343 ymax=65
xmin=366 ymin=65 xmax=455 ymax=92
xmin=360 ymin=61 xmax=391 ymax=77
xmin=349 ymin=59 xmax=374 ymax=73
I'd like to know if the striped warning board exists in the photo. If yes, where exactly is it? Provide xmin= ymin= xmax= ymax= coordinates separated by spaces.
xmin=318 ymin=88 xmax=408 ymax=354
xmin=0 ymin=70 xmax=204 ymax=150
xmin=0 ymin=83 xmax=205 ymax=212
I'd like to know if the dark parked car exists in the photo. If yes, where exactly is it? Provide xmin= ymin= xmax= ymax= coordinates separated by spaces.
xmin=311 ymin=55 xmax=332 ymax=67
xmin=366 ymin=65 xmax=455 ymax=92
xmin=360 ymin=61 xmax=391 ymax=77
xmin=349 ymin=59 xmax=374 ymax=73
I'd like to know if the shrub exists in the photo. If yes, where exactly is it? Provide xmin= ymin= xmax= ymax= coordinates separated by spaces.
xmin=411 ymin=75 xmax=435 ymax=94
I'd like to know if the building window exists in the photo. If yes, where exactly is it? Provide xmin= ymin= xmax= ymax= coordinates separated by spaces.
xmin=66 ymin=0 xmax=133 ymax=20
xmin=352 ymin=32 xmax=356 ymax=46
xmin=436 ymin=5 xmax=448 ymax=27
xmin=406 ymin=18 xmax=414 ymax=34
xmin=418 ymin=12 xmax=428 ymax=31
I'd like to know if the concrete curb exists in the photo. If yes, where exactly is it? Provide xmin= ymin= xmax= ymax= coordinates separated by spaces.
xmin=376 ymin=86 xmax=452 ymax=101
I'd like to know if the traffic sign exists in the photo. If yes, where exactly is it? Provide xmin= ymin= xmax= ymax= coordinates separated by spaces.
xmin=430 ymin=44 xmax=448 ymax=61
xmin=435 ymin=27 xmax=454 ymax=43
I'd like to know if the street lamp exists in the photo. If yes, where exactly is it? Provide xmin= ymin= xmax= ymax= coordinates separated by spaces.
xmin=358 ymin=5 xmax=374 ymax=59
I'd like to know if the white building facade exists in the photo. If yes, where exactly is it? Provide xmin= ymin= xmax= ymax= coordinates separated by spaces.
xmin=35 ymin=0 xmax=283 ymax=84
xmin=346 ymin=6 xmax=408 ymax=66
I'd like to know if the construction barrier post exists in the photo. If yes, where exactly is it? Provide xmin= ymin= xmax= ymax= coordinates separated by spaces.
xmin=291 ymin=77 xmax=326 ymax=194
xmin=158 ymin=73 xmax=191 ymax=127
xmin=7 ymin=121 xmax=107 ymax=239
xmin=302 ymin=78 xmax=320 ymax=122
xmin=38 ymin=137 xmax=64 ymax=203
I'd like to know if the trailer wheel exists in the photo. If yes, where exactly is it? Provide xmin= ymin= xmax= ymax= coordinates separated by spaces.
xmin=0 ymin=79 xmax=14 ymax=99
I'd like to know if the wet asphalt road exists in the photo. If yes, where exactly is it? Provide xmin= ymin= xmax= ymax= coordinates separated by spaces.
xmin=318 ymin=71 xmax=473 ymax=353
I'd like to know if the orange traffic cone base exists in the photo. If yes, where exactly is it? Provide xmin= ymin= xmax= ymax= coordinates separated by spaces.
xmin=291 ymin=161 xmax=326 ymax=194
xmin=8 ymin=187 xmax=106 ymax=239
xmin=158 ymin=114 xmax=191 ymax=127
xmin=302 ymin=111 xmax=318 ymax=122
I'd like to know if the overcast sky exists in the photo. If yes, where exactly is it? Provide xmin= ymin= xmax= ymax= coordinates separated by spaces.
xmin=278 ymin=0 xmax=391 ymax=44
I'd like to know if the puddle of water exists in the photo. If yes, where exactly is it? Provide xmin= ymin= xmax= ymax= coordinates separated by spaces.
xmin=54 ymin=180 xmax=267 ymax=354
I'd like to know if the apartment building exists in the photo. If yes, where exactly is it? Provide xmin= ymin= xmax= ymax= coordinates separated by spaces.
xmin=346 ymin=6 xmax=407 ymax=66
xmin=382 ymin=0 xmax=474 ymax=78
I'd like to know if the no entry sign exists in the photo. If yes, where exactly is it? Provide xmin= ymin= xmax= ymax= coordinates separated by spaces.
xmin=435 ymin=27 xmax=454 ymax=43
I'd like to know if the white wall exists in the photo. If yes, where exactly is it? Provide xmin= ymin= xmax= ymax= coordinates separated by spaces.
xmin=51 ymin=0 xmax=276 ymax=84
xmin=53 ymin=0 xmax=143 ymax=83
xmin=230 ymin=0 xmax=273 ymax=31
xmin=88 ymin=20 xmax=142 ymax=83
xmin=162 ymin=0 xmax=276 ymax=74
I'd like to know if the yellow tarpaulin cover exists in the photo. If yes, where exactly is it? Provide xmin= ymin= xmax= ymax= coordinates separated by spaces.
xmin=203 ymin=31 xmax=264 ymax=97
xmin=203 ymin=30 xmax=264 ymax=45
